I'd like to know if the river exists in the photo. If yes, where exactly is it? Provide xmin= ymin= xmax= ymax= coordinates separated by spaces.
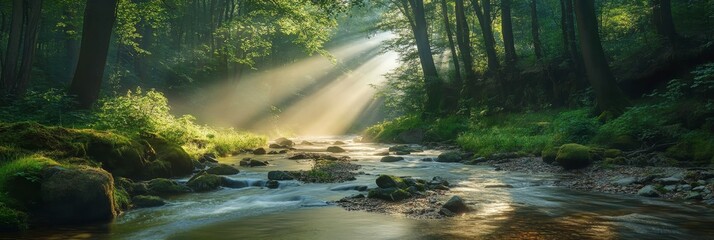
xmin=8 ymin=136 xmax=714 ymax=239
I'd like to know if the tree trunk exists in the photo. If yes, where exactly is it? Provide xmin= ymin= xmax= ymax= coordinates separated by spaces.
xmin=1 ymin=0 xmax=23 ymax=96
xmin=573 ymin=0 xmax=628 ymax=115
xmin=650 ymin=0 xmax=679 ymax=47
xmin=455 ymin=0 xmax=476 ymax=99
xmin=471 ymin=0 xmax=500 ymax=75
xmin=406 ymin=0 xmax=443 ymax=116
xmin=440 ymin=0 xmax=461 ymax=84
xmin=69 ymin=0 xmax=118 ymax=108
xmin=16 ymin=0 xmax=42 ymax=96
xmin=531 ymin=0 xmax=543 ymax=60
xmin=440 ymin=0 xmax=461 ymax=113
xmin=564 ymin=0 xmax=580 ymax=70
xmin=501 ymin=0 xmax=517 ymax=64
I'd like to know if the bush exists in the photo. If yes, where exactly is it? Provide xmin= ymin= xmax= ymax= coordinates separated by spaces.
xmin=551 ymin=109 xmax=599 ymax=145
xmin=363 ymin=115 xmax=424 ymax=142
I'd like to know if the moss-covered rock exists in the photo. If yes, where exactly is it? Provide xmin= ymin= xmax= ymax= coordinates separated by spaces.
xmin=206 ymin=164 xmax=240 ymax=175
xmin=555 ymin=144 xmax=592 ymax=170
xmin=146 ymin=178 xmax=191 ymax=196
xmin=380 ymin=156 xmax=404 ymax=162
xmin=604 ymin=149 xmax=623 ymax=158
xmin=326 ymin=146 xmax=346 ymax=153
xmin=665 ymin=132 xmax=714 ymax=164
xmin=437 ymin=151 xmax=462 ymax=162
xmin=40 ymin=166 xmax=117 ymax=224
xmin=612 ymin=135 xmax=639 ymax=150
xmin=376 ymin=175 xmax=407 ymax=189
xmin=541 ymin=147 xmax=558 ymax=164
xmin=0 ymin=203 xmax=28 ymax=232
xmin=142 ymin=134 xmax=194 ymax=178
xmin=131 ymin=195 xmax=166 ymax=208
xmin=186 ymin=174 xmax=223 ymax=192
xmin=367 ymin=187 xmax=411 ymax=201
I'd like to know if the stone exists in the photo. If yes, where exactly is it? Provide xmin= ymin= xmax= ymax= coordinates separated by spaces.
xmin=421 ymin=158 xmax=433 ymax=162
xmin=326 ymin=146 xmax=346 ymax=153
xmin=265 ymin=180 xmax=280 ymax=189
xmin=395 ymin=151 xmax=410 ymax=155
xmin=187 ymin=174 xmax=223 ymax=192
xmin=376 ymin=175 xmax=407 ymax=189
xmin=253 ymin=148 xmax=267 ymax=155
xmin=441 ymin=196 xmax=470 ymax=215
xmin=206 ymin=164 xmax=240 ymax=175
xmin=199 ymin=153 xmax=219 ymax=163
xmin=330 ymin=185 xmax=369 ymax=191
xmin=367 ymin=188 xmax=411 ymax=202
xmin=555 ymin=144 xmax=592 ymax=170
xmin=279 ymin=150 xmax=288 ymax=154
xmin=380 ymin=156 xmax=404 ymax=162
xmin=274 ymin=137 xmax=294 ymax=147
xmin=685 ymin=191 xmax=703 ymax=200
xmin=268 ymin=171 xmax=294 ymax=180
xmin=693 ymin=186 xmax=706 ymax=191
xmin=664 ymin=185 xmax=677 ymax=192
xmin=146 ymin=178 xmax=191 ymax=196
xmin=40 ymin=166 xmax=117 ymax=224
xmin=612 ymin=177 xmax=637 ymax=186
xmin=656 ymin=177 xmax=683 ymax=185
xmin=132 ymin=195 xmax=166 ymax=208
xmin=437 ymin=151 xmax=462 ymax=162
xmin=374 ymin=151 xmax=390 ymax=156
xmin=678 ymin=184 xmax=692 ymax=192
xmin=637 ymin=185 xmax=660 ymax=197
xmin=333 ymin=141 xmax=346 ymax=145
xmin=300 ymin=141 xmax=314 ymax=145
xmin=240 ymin=159 xmax=268 ymax=167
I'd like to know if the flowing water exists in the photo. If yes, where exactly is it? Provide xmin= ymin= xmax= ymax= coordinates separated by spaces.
xmin=8 ymin=136 xmax=714 ymax=240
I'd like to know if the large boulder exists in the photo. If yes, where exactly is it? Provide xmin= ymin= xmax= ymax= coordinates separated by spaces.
xmin=239 ymin=158 xmax=268 ymax=167
xmin=376 ymin=175 xmax=407 ymax=189
xmin=541 ymin=147 xmax=558 ymax=164
xmin=367 ymin=187 xmax=411 ymax=202
xmin=131 ymin=195 xmax=166 ymax=208
xmin=326 ymin=146 xmax=346 ymax=153
xmin=437 ymin=151 xmax=462 ymax=162
xmin=187 ymin=173 xmax=223 ymax=192
xmin=253 ymin=148 xmax=267 ymax=155
xmin=440 ymin=196 xmax=470 ymax=216
xmin=274 ymin=137 xmax=294 ymax=147
xmin=268 ymin=171 xmax=294 ymax=180
xmin=146 ymin=178 xmax=191 ymax=196
xmin=380 ymin=156 xmax=404 ymax=162
xmin=142 ymin=134 xmax=194 ymax=178
xmin=40 ymin=166 xmax=117 ymax=224
xmin=637 ymin=185 xmax=660 ymax=197
xmin=206 ymin=164 xmax=240 ymax=175
xmin=555 ymin=144 xmax=592 ymax=170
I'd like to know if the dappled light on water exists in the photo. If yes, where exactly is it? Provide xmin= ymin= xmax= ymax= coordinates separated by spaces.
xmin=191 ymin=32 xmax=398 ymax=136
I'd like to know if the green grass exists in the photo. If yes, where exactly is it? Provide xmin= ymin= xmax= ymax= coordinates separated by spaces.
xmin=0 ymin=156 xmax=59 ymax=206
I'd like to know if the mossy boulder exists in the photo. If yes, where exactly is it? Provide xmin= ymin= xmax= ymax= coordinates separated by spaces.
xmin=326 ymin=146 xmax=346 ymax=153
xmin=131 ymin=195 xmax=166 ymax=208
xmin=376 ymin=175 xmax=407 ymax=189
xmin=367 ymin=187 xmax=411 ymax=202
xmin=146 ymin=178 xmax=191 ymax=196
xmin=665 ymin=132 xmax=714 ymax=164
xmin=380 ymin=156 xmax=404 ymax=162
xmin=39 ymin=166 xmax=117 ymax=224
xmin=0 ymin=203 xmax=28 ymax=231
xmin=612 ymin=135 xmax=639 ymax=150
xmin=437 ymin=151 xmax=462 ymax=162
xmin=186 ymin=173 xmax=223 ymax=192
xmin=541 ymin=147 xmax=559 ymax=164
xmin=206 ymin=164 xmax=240 ymax=175
xmin=555 ymin=144 xmax=592 ymax=170
xmin=604 ymin=149 xmax=623 ymax=158
xmin=441 ymin=196 xmax=470 ymax=216
xmin=142 ymin=134 xmax=194 ymax=178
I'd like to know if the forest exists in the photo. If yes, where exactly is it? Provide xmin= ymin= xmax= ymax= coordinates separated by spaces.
xmin=0 ymin=0 xmax=714 ymax=239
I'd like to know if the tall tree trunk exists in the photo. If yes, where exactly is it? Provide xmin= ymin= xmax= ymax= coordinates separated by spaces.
xmin=62 ymin=10 xmax=80 ymax=83
xmin=440 ymin=0 xmax=461 ymax=113
xmin=1 ymin=0 xmax=23 ymax=96
xmin=501 ymin=0 xmax=517 ymax=64
xmin=573 ymin=0 xmax=628 ymax=115
xmin=471 ymin=0 xmax=499 ymax=75
xmin=440 ymin=0 xmax=462 ymax=85
xmin=455 ymin=0 xmax=476 ymax=100
xmin=16 ymin=0 xmax=42 ymax=96
xmin=69 ymin=0 xmax=118 ymax=108
xmin=564 ymin=0 xmax=580 ymax=70
xmin=530 ymin=0 xmax=543 ymax=60
xmin=650 ymin=0 xmax=679 ymax=47
xmin=405 ymin=0 xmax=442 ymax=116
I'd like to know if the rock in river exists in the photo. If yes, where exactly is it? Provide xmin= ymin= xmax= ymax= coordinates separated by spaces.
xmin=437 ymin=151 xmax=462 ymax=162
xmin=326 ymin=146 xmax=346 ymax=153
xmin=132 ymin=195 xmax=166 ymax=208
xmin=268 ymin=171 xmax=295 ymax=181
xmin=637 ymin=185 xmax=660 ymax=197
xmin=380 ymin=156 xmax=404 ymax=162
xmin=253 ymin=148 xmax=267 ymax=155
xmin=376 ymin=175 xmax=408 ymax=189
xmin=40 ymin=166 xmax=117 ymax=223
xmin=440 ymin=196 xmax=470 ymax=216
xmin=206 ymin=164 xmax=240 ymax=175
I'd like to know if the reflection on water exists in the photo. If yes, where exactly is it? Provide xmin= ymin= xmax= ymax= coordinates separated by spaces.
xmin=6 ymin=136 xmax=714 ymax=240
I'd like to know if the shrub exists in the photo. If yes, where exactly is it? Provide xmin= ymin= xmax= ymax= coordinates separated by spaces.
xmin=551 ymin=109 xmax=599 ymax=145
xmin=363 ymin=115 xmax=424 ymax=142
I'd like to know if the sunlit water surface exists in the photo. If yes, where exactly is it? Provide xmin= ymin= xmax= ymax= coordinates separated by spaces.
xmin=7 ymin=136 xmax=714 ymax=240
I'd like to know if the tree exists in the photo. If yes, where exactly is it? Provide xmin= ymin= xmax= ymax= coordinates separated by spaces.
xmin=573 ymin=0 xmax=628 ymax=115
xmin=455 ymin=0 xmax=476 ymax=99
xmin=471 ymin=0 xmax=500 ymax=75
xmin=650 ymin=0 xmax=680 ymax=47
xmin=1 ymin=0 xmax=43 ymax=98
xmin=69 ymin=0 xmax=118 ymax=108
xmin=501 ymin=0 xmax=517 ymax=65
xmin=440 ymin=0 xmax=462 ymax=86
xmin=399 ymin=0 xmax=443 ymax=116
xmin=530 ymin=0 xmax=543 ymax=60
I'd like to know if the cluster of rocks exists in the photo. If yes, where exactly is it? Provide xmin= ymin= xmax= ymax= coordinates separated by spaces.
xmin=287 ymin=160 xmax=361 ymax=183
xmin=288 ymin=152 xmax=350 ymax=161
xmin=636 ymin=172 xmax=714 ymax=204
xmin=337 ymin=175 xmax=470 ymax=218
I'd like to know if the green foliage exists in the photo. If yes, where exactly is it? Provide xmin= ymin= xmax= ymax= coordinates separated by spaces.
xmin=0 ymin=203 xmax=28 ymax=231
xmin=426 ymin=116 xmax=470 ymax=142
xmin=551 ymin=109 xmax=599 ymax=145
xmin=0 ymin=89 xmax=95 ymax=127
xmin=113 ymin=187 xmax=131 ymax=211
xmin=0 ymin=156 xmax=59 ymax=207
xmin=363 ymin=115 xmax=424 ymax=142
xmin=665 ymin=132 xmax=714 ymax=165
